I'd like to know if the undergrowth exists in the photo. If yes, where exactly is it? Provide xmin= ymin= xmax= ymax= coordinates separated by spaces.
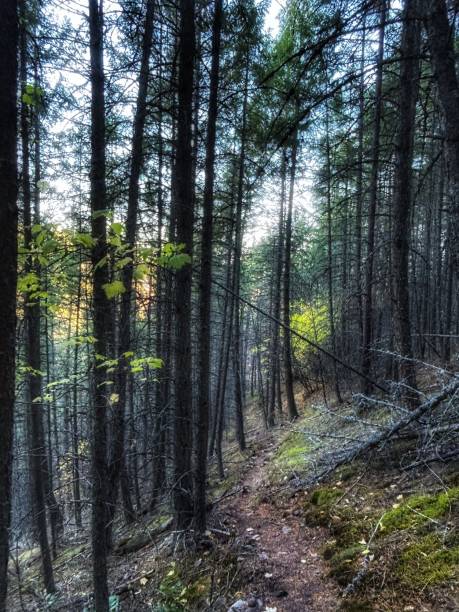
xmin=303 ymin=469 xmax=459 ymax=608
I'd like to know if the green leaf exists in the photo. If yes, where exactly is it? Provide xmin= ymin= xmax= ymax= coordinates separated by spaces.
xmin=94 ymin=255 xmax=108 ymax=270
xmin=114 ymin=256 xmax=132 ymax=270
xmin=74 ymin=232 xmax=96 ymax=248
xmin=169 ymin=253 xmax=192 ymax=270
xmin=36 ymin=180 xmax=49 ymax=192
xmin=139 ymin=247 xmax=153 ymax=260
xmin=102 ymin=280 xmax=126 ymax=299
xmin=92 ymin=209 xmax=113 ymax=220
xmin=22 ymin=93 xmax=34 ymax=105
xmin=133 ymin=263 xmax=149 ymax=280
xmin=129 ymin=355 xmax=163 ymax=374
xmin=108 ymin=235 xmax=122 ymax=248
xmin=18 ymin=271 xmax=40 ymax=293
xmin=110 ymin=222 xmax=123 ymax=236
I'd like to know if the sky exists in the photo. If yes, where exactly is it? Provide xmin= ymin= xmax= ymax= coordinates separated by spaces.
xmin=264 ymin=0 xmax=283 ymax=36
xmin=43 ymin=0 xmax=306 ymax=244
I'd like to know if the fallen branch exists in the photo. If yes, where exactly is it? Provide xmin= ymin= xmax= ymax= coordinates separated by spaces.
xmin=403 ymin=448 xmax=459 ymax=471
xmin=115 ymin=517 xmax=173 ymax=555
xmin=310 ymin=377 xmax=459 ymax=484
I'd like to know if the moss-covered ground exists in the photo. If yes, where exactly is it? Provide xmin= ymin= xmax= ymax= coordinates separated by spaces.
xmin=301 ymin=461 xmax=459 ymax=610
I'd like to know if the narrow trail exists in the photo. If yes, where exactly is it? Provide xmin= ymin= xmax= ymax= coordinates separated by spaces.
xmin=221 ymin=433 xmax=340 ymax=611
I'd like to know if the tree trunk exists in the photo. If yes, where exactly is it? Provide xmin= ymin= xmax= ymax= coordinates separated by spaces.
xmin=88 ymin=0 xmax=110 ymax=607
xmin=421 ymin=0 xmax=459 ymax=278
xmin=283 ymin=137 xmax=299 ymax=420
xmin=107 ymin=0 xmax=155 ymax=540
xmin=0 ymin=1 xmax=18 ymax=608
xmin=325 ymin=102 xmax=342 ymax=403
xmin=392 ymin=0 xmax=421 ymax=403
xmin=232 ymin=57 xmax=250 ymax=451
xmin=20 ymin=9 xmax=56 ymax=591
xmin=269 ymin=151 xmax=286 ymax=426
xmin=354 ymin=15 xmax=366 ymax=350
xmin=361 ymin=0 xmax=386 ymax=392
xmin=195 ymin=0 xmax=222 ymax=532
xmin=172 ymin=0 xmax=196 ymax=530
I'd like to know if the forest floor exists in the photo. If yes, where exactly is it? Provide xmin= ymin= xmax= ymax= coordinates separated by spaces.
xmin=219 ymin=427 xmax=340 ymax=611
xmin=7 ymin=383 xmax=459 ymax=611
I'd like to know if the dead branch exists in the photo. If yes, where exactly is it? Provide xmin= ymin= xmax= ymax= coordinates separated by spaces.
xmin=308 ymin=377 xmax=459 ymax=485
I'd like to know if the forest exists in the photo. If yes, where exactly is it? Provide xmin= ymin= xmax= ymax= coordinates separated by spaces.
xmin=0 ymin=0 xmax=458 ymax=610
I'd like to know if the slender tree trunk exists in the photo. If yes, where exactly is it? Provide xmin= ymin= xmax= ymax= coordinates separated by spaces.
xmin=72 ymin=257 xmax=83 ymax=528
xmin=107 ymin=0 xmax=155 ymax=539
xmin=0 ymin=1 xmax=18 ymax=608
xmin=88 ymin=0 xmax=110 ymax=607
xmin=422 ymin=0 xmax=459 ymax=279
xmin=269 ymin=151 xmax=286 ymax=425
xmin=208 ymin=209 xmax=234 ymax=461
xmin=361 ymin=0 xmax=387 ymax=392
xmin=20 ymin=9 xmax=55 ymax=591
xmin=355 ymin=15 xmax=366 ymax=349
xmin=325 ymin=103 xmax=342 ymax=403
xmin=232 ymin=58 xmax=250 ymax=451
xmin=195 ymin=0 xmax=222 ymax=532
xmin=284 ymin=137 xmax=299 ymax=420
xmin=392 ymin=0 xmax=421 ymax=403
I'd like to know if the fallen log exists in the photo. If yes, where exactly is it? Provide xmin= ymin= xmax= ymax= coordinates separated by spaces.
xmin=310 ymin=377 xmax=459 ymax=484
xmin=115 ymin=517 xmax=173 ymax=555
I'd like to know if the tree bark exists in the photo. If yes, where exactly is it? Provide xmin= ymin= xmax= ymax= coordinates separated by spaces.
xmin=232 ymin=57 xmax=250 ymax=451
xmin=283 ymin=137 xmax=299 ymax=420
xmin=392 ymin=0 xmax=421 ymax=403
xmin=88 ymin=0 xmax=110 ymax=608
xmin=0 ymin=1 xmax=18 ymax=608
xmin=107 ymin=0 xmax=155 ymax=540
xmin=361 ymin=0 xmax=386 ymax=392
xmin=172 ymin=0 xmax=196 ymax=530
xmin=20 ymin=7 xmax=56 ymax=591
xmin=421 ymin=0 xmax=459 ymax=277
xmin=195 ymin=0 xmax=222 ymax=532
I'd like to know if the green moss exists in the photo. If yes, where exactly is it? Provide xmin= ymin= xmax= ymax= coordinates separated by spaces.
xmin=17 ymin=547 xmax=40 ymax=565
xmin=331 ymin=543 xmax=366 ymax=564
xmin=311 ymin=486 xmax=342 ymax=507
xmin=328 ymin=544 xmax=366 ymax=586
xmin=148 ymin=514 xmax=170 ymax=529
xmin=336 ymin=463 xmax=362 ymax=482
xmin=396 ymin=534 xmax=459 ymax=588
xmin=56 ymin=544 xmax=85 ymax=563
xmin=269 ymin=430 xmax=311 ymax=483
xmin=274 ymin=431 xmax=311 ymax=469
xmin=380 ymin=487 xmax=459 ymax=533
xmin=154 ymin=562 xmax=211 ymax=611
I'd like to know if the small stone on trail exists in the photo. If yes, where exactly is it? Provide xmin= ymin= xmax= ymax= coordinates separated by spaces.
xmin=228 ymin=599 xmax=248 ymax=612
xmin=228 ymin=597 xmax=263 ymax=611
xmin=274 ymin=590 xmax=288 ymax=598
xmin=259 ymin=551 xmax=269 ymax=560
